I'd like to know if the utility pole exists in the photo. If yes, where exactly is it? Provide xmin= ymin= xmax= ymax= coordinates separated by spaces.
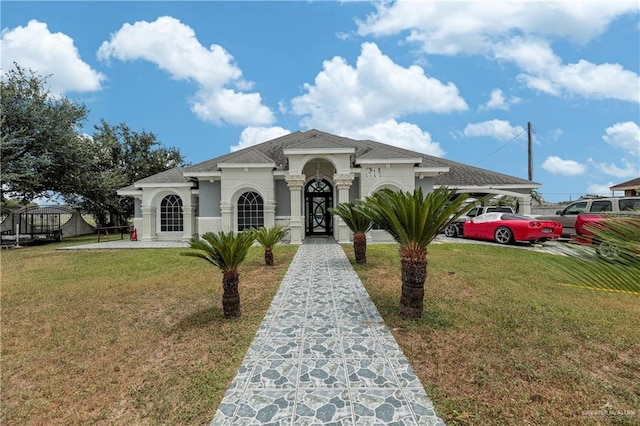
xmin=527 ymin=121 xmax=533 ymax=181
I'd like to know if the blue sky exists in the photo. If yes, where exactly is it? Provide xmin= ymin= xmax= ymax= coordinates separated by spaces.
xmin=2 ymin=1 xmax=639 ymax=202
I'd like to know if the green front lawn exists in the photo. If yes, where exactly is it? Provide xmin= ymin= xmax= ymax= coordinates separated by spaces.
xmin=348 ymin=243 xmax=639 ymax=425
xmin=1 ymin=237 xmax=297 ymax=425
xmin=2 ymin=238 xmax=638 ymax=424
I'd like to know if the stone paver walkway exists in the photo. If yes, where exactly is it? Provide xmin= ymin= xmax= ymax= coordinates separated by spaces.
xmin=212 ymin=240 xmax=444 ymax=425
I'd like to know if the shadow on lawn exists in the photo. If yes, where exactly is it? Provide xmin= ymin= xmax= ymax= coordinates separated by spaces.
xmin=171 ymin=306 xmax=227 ymax=332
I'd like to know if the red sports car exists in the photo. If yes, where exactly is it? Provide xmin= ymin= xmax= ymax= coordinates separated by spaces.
xmin=462 ymin=213 xmax=563 ymax=245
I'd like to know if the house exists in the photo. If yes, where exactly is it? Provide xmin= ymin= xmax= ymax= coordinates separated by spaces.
xmin=610 ymin=177 xmax=640 ymax=197
xmin=117 ymin=129 xmax=539 ymax=243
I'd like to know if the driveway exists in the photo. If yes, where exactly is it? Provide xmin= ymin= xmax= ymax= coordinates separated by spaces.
xmin=433 ymin=235 xmax=575 ymax=256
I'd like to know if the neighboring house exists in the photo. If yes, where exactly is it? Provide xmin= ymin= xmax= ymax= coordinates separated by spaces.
xmin=117 ymin=129 xmax=539 ymax=244
xmin=610 ymin=177 xmax=640 ymax=197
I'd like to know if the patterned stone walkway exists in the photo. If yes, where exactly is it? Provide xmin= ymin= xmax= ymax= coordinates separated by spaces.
xmin=212 ymin=241 xmax=444 ymax=425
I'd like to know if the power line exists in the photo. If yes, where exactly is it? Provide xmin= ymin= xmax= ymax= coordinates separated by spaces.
xmin=472 ymin=128 xmax=527 ymax=166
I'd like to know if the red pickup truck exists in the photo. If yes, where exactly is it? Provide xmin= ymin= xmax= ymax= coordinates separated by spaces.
xmin=574 ymin=212 xmax=640 ymax=260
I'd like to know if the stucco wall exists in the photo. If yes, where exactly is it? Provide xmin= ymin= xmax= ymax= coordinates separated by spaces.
xmin=199 ymin=180 xmax=221 ymax=217
xmin=415 ymin=177 xmax=434 ymax=193
xmin=275 ymin=179 xmax=291 ymax=216
xmin=360 ymin=163 xmax=415 ymax=196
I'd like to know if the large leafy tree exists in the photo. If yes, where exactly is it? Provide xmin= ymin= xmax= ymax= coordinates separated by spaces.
xmin=329 ymin=201 xmax=373 ymax=264
xmin=1 ymin=65 xmax=186 ymax=225
xmin=1 ymin=64 xmax=89 ymax=202
xmin=363 ymin=187 xmax=471 ymax=318
xmin=182 ymin=231 xmax=256 ymax=318
xmin=64 ymin=120 xmax=187 ymax=226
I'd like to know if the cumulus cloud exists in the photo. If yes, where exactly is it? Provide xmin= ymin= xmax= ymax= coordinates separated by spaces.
xmin=291 ymin=42 xmax=467 ymax=131
xmin=589 ymin=158 xmax=639 ymax=179
xmin=338 ymin=120 xmax=445 ymax=157
xmin=586 ymin=182 xmax=618 ymax=196
xmin=463 ymin=120 xmax=525 ymax=142
xmin=98 ymin=16 xmax=274 ymax=126
xmin=602 ymin=121 xmax=640 ymax=157
xmin=231 ymin=126 xmax=291 ymax=152
xmin=494 ymin=37 xmax=640 ymax=102
xmin=358 ymin=1 xmax=638 ymax=53
xmin=480 ymin=88 xmax=520 ymax=111
xmin=542 ymin=156 xmax=587 ymax=176
xmin=1 ymin=20 xmax=105 ymax=95
xmin=357 ymin=1 xmax=639 ymax=103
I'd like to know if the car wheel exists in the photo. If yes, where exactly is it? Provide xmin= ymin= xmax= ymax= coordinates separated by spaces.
xmin=494 ymin=226 xmax=513 ymax=245
xmin=444 ymin=224 xmax=458 ymax=238
xmin=596 ymin=240 xmax=619 ymax=261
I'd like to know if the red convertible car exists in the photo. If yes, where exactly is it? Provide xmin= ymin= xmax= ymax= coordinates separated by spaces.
xmin=462 ymin=213 xmax=563 ymax=245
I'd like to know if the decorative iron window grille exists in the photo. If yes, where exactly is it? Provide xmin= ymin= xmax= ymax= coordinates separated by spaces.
xmin=160 ymin=194 xmax=183 ymax=232
xmin=238 ymin=191 xmax=264 ymax=231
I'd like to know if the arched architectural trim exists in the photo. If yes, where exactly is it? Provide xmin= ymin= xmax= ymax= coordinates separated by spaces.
xmin=368 ymin=181 xmax=405 ymax=196
xmin=290 ymin=154 xmax=345 ymax=175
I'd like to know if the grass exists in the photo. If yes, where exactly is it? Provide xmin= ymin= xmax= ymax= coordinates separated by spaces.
xmin=1 ymin=235 xmax=297 ymax=425
xmin=346 ymin=243 xmax=640 ymax=425
xmin=3 ymin=236 xmax=639 ymax=425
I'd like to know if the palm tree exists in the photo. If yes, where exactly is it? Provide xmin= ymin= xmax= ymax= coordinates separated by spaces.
xmin=362 ymin=187 xmax=471 ymax=318
xmin=551 ymin=215 xmax=640 ymax=294
xmin=182 ymin=230 xmax=256 ymax=318
xmin=329 ymin=201 xmax=373 ymax=264
xmin=252 ymin=226 xmax=288 ymax=266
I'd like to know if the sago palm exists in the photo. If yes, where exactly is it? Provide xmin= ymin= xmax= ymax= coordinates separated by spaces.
xmin=182 ymin=230 xmax=256 ymax=318
xmin=551 ymin=215 xmax=640 ymax=294
xmin=362 ymin=187 xmax=471 ymax=318
xmin=329 ymin=201 xmax=373 ymax=264
xmin=253 ymin=226 xmax=288 ymax=266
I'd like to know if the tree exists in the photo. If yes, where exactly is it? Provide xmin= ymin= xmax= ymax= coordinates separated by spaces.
xmin=63 ymin=120 xmax=187 ymax=226
xmin=362 ymin=187 xmax=471 ymax=318
xmin=182 ymin=231 xmax=256 ymax=318
xmin=1 ymin=64 xmax=89 ymax=202
xmin=252 ymin=226 xmax=288 ymax=266
xmin=329 ymin=201 xmax=373 ymax=264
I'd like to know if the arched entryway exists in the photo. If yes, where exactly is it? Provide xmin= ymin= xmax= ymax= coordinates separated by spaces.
xmin=305 ymin=179 xmax=333 ymax=236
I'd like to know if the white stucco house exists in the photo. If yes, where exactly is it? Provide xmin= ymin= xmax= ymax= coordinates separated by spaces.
xmin=117 ymin=129 xmax=539 ymax=244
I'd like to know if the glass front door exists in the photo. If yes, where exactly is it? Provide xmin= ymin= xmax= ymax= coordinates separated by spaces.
xmin=305 ymin=179 xmax=333 ymax=235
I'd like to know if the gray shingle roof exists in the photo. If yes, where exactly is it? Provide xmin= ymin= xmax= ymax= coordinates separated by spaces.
xmin=134 ymin=129 xmax=536 ymax=187
xmin=135 ymin=167 xmax=190 ymax=184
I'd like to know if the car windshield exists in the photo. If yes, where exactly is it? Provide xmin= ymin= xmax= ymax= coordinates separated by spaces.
xmin=472 ymin=213 xmax=531 ymax=223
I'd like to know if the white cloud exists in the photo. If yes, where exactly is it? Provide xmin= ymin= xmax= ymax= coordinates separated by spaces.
xmin=602 ymin=121 xmax=640 ymax=157
xmin=291 ymin=42 xmax=467 ymax=131
xmin=357 ymin=2 xmax=640 ymax=103
xmin=589 ymin=158 xmax=639 ymax=179
xmin=463 ymin=120 xmax=525 ymax=142
xmin=494 ymin=37 xmax=640 ymax=102
xmin=231 ymin=126 xmax=291 ymax=152
xmin=358 ymin=1 xmax=638 ymax=54
xmin=98 ymin=16 xmax=274 ymax=126
xmin=338 ymin=120 xmax=445 ymax=157
xmin=542 ymin=156 xmax=587 ymax=176
xmin=480 ymin=88 xmax=521 ymax=111
xmin=586 ymin=182 xmax=619 ymax=196
xmin=1 ymin=20 xmax=105 ymax=95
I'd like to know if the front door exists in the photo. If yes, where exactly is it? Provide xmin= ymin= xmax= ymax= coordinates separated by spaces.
xmin=305 ymin=179 xmax=333 ymax=235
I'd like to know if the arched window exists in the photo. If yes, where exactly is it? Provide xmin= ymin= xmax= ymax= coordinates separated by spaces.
xmin=238 ymin=191 xmax=264 ymax=231
xmin=160 ymin=194 xmax=183 ymax=232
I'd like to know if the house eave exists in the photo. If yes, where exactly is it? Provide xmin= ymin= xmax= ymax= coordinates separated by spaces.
xmin=414 ymin=167 xmax=450 ymax=177
xmin=135 ymin=182 xmax=195 ymax=189
xmin=357 ymin=157 xmax=422 ymax=165
xmin=284 ymin=148 xmax=355 ymax=156
xmin=217 ymin=162 xmax=276 ymax=169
